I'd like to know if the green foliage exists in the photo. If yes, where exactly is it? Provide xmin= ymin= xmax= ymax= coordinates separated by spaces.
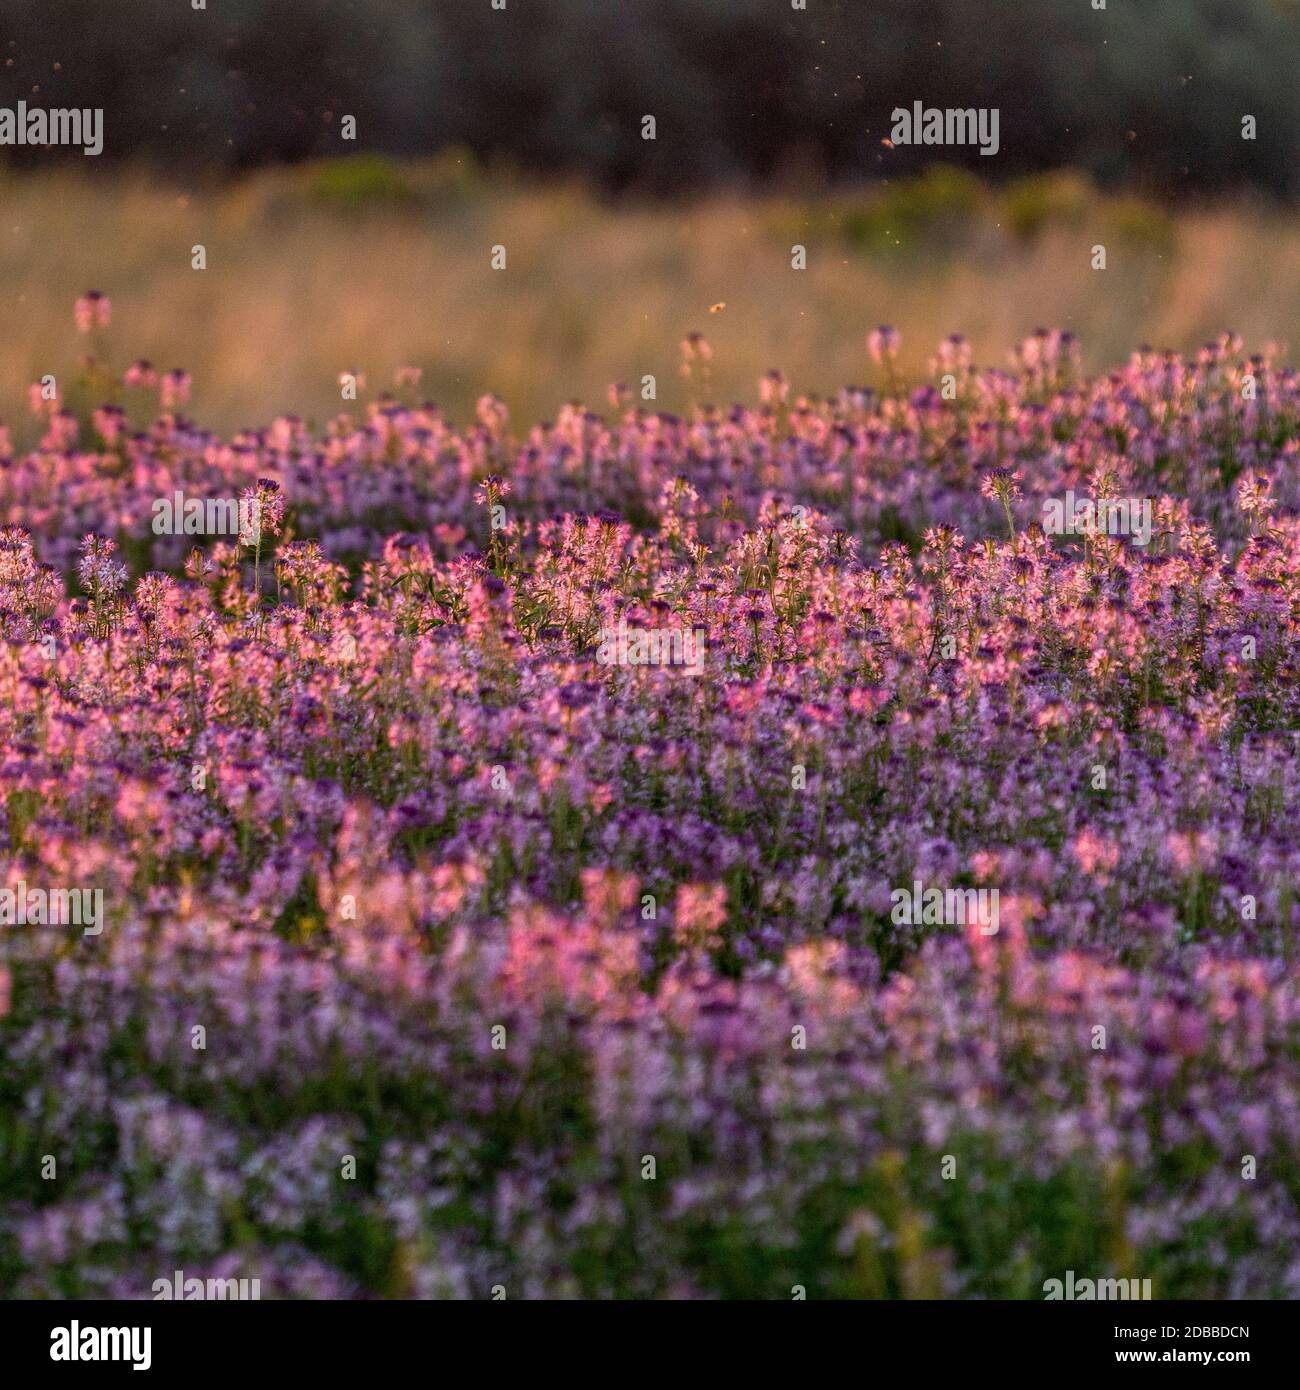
xmin=1005 ymin=171 xmax=1094 ymax=239
xmin=305 ymin=156 xmax=421 ymax=213
xmin=1 ymin=1 xmax=1296 ymax=197
xmin=841 ymin=167 xmax=986 ymax=254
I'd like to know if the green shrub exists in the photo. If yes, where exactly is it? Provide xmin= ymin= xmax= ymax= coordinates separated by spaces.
xmin=1005 ymin=170 xmax=1094 ymax=239
xmin=305 ymin=156 xmax=421 ymax=212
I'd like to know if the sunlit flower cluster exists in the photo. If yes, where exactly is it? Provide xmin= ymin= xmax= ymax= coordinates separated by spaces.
xmin=0 ymin=325 xmax=1298 ymax=1298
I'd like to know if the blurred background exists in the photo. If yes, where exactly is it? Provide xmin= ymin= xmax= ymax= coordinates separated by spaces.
xmin=0 ymin=0 xmax=1297 ymax=430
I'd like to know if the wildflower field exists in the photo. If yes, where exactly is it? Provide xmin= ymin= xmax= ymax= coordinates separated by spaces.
xmin=1 ymin=315 xmax=1299 ymax=1300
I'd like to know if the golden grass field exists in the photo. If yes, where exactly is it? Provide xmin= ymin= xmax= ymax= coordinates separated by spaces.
xmin=2 ymin=155 xmax=1297 ymax=434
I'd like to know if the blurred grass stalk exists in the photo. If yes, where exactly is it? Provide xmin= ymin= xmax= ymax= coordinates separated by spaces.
xmin=0 ymin=155 xmax=1295 ymax=437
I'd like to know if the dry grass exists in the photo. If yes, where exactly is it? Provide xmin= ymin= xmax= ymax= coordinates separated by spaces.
xmin=1 ymin=159 xmax=1296 ymax=435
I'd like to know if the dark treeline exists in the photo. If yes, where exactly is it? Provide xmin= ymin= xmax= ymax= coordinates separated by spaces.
xmin=1 ymin=0 xmax=1295 ymax=197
